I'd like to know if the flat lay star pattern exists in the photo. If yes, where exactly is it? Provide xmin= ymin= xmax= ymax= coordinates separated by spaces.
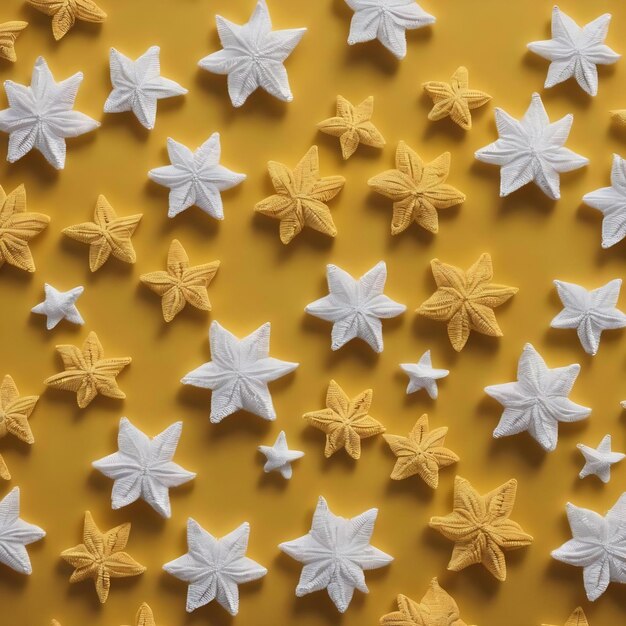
xmin=577 ymin=434 xmax=625 ymax=483
xmin=27 ymin=0 xmax=106 ymax=40
xmin=305 ymin=261 xmax=406 ymax=352
xmin=474 ymin=92 xmax=588 ymax=199
xmin=400 ymin=350 xmax=449 ymax=399
xmin=163 ymin=518 xmax=267 ymax=614
xmin=257 ymin=430 xmax=304 ymax=479
xmin=279 ymin=496 xmax=393 ymax=613
xmin=543 ymin=607 xmax=589 ymax=626
xmin=0 ymin=21 xmax=28 ymax=62
xmin=485 ymin=343 xmax=590 ymax=451
xmin=181 ymin=321 xmax=298 ymax=423
xmin=527 ymin=6 xmax=620 ymax=97
xmin=31 ymin=283 xmax=84 ymax=330
xmin=198 ymin=0 xmax=306 ymax=107
xmin=104 ymin=46 xmax=187 ymax=130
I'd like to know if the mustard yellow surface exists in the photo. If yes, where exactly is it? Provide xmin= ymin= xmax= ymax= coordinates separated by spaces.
xmin=1 ymin=1 xmax=626 ymax=624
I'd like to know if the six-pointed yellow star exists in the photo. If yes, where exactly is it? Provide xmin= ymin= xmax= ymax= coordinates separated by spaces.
xmin=368 ymin=142 xmax=465 ymax=235
xmin=0 ymin=21 xmax=28 ymax=62
xmin=418 ymin=253 xmax=518 ymax=352
xmin=429 ymin=475 xmax=533 ymax=581
xmin=140 ymin=239 xmax=220 ymax=322
xmin=63 ymin=195 xmax=142 ymax=272
xmin=27 ymin=0 xmax=107 ymax=41
xmin=60 ymin=511 xmax=145 ymax=604
xmin=543 ymin=607 xmax=589 ymax=626
xmin=423 ymin=66 xmax=491 ymax=130
xmin=317 ymin=95 xmax=386 ymax=159
xmin=254 ymin=145 xmax=345 ymax=244
xmin=43 ymin=331 xmax=131 ymax=408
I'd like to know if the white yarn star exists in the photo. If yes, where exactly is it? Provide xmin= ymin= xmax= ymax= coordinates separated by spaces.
xmin=344 ymin=0 xmax=435 ymax=60
xmin=577 ymin=434 xmax=625 ymax=483
xmin=485 ymin=343 xmax=590 ymax=451
xmin=552 ymin=494 xmax=626 ymax=601
xmin=163 ymin=518 xmax=267 ymax=614
xmin=551 ymin=279 xmax=626 ymax=355
xmin=400 ymin=350 xmax=449 ymax=399
xmin=279 ymin=496 xmax=393 ymax=613
xmin=0 ymin=56 xmax=99 ymax=169
xmin=92 ymin=417 xmax=196 ymax=519
xmin=181 ymin=320 xmax=298 ymax=423
xmin=0 ymin=487 xmax=45 ymax=575
xmin=475 ymin=92 xmax=588 ymax=200
xmin=527 ymin=6 xmax=620 ymax=97
xmin=148 ymin=134 xmax=246 ymax=219
xmin=305 ymin=261 xmax=406 ymax=353
xmin=258 ymin=430 xmax=304 ymax=479
xmin=198 ymin=0 xmax=306 ymax=107
xmin=31 ymin=283 xmax=84 ymax=330
xmin=104 ymin=46 xmax=187 ymax=130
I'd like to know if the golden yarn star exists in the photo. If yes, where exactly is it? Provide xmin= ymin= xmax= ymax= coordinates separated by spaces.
xmin=543 ymin=607 xmax=589 ymax=626
xmin=27 ymin=0 xmax=106 ymax=41
xmin=0 ymin=21 xmax=28 ymax=62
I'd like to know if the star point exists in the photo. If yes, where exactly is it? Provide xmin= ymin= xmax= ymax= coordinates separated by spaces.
xmin=258 ymin=430 xmax=304 ymax=479
xmin=577 ymin=434 xmax=625 ymax=483
xmin=31 ymin=283 xmax=84 ymax=330
xmin=400 ymin=350 xmax=449 ymax=399
xmin=0 ymin=21 xmax=28 ymax=62
xmin=27 ymin=0 xmax=106 ymax=40
xmin=543 ymin=607 xmax=589 ymax=626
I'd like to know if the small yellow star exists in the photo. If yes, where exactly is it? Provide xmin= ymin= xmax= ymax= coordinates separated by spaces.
xmin=543 ymin=607 xmax=589 ymax=626
xmin=63 ymin=195 xmax=142 ymax=272
xmin=423 ymin=66 xmax=491 ymax=130
xmin=0 ymin=21 xmax=28 ymax=62
xmin=317 ymin=95 xmax=385 ymax=159
xmin=611 ymin=110 xmax=626 ymax=128
xmin=255 ymin=145 xmax=345 ymax=244
xmin=368 ymin=142 xmax=465 ymax=235
xmin=44 ymin=331 xmax=131 ymax=408
xmin=27 ymin=0 xmax=106 ymax=41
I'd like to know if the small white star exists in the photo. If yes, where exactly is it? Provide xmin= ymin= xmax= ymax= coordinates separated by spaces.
xmin=258 ymin=430 xmax=304 ymax=479
xmin=400 ymin=350 xmax=448 ymax=399
xmin=577 ymin=434 xmax=625 ymax=483
xmin=31 ymin=283 xmax=84 ymax=330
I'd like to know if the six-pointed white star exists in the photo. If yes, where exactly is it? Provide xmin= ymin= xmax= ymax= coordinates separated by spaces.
xmin=31 ymin=283 xmax=84 ymax=330
xmin=577 ymin=434 xmax=625 ymax=483
xmin=400 ymin=349 xmax=449 ymax=399
xmin=258 ymin=430 xmax=304 ymax=479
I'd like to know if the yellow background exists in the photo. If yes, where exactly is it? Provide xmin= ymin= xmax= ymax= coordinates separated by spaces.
xmin=1 ymin=0 xmax=626 ymax=624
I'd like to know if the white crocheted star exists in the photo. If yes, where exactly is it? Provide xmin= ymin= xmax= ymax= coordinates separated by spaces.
xmin=527 ymin=6 xmax=620 ymax=97
xmin=474 ymin=92 xmax=588 ymax=200
xmin=551 ymin=279 xmax=626 ymax=355
xmin=0 ymin=56 xmax=99 ymax=169
xmin=552 ymin=494 xmax=626 ymax=601
xmin=485 ymin=343 xmax=590 ymax=451
xmin=344 ymin=0 xmax=435 ymax=60
xmin=400 ymin=350 xmax=449 ymax=399
xmin=163 ymin=518 xmax=267 ymax=614
xmin=148 ymin=134 xmax=246 ymax=219
xmin=181 ymin=320 xmax=298 ymax=423
xmin=258 ymin=430 xmax=304 ymax=479
xmin=0 ymin=487 xmax=45 ymax=575
xmin=305 ymin=261 xmax=406 ymax=353
xmin=279 ymin=496 xmax=393 ymax=613
xmin=577 ymin=434 xmax=625 ymax=483
xmin=198 ymin=0 xmax=306 ymax=107
xmin=92 ymin=417 xmax=196 ymax=519
xmin=104 ymin=46 xmax=187 ymax=130
xmin=31 ymin=283 xmax=84 ymax=330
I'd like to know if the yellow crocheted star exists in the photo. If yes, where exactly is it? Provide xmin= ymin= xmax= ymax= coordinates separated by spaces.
xmin=60 ymin=511 xmax=145 ymax=604
xmin=383 ymin=414 xmax=458 ymax=489
xmin=126 ymin=603 xmax=156 ymax=626
xmin=27 ymin=0 xmax=107 ymax=41
xmin=368 ymin=142 xmax=465 ymax=235
xmin=429 ymin=476 xmax=533 ymax=581
xmin=418 ymin=253 xmax=518 ymax=352
xmin=254 ymin=145 xmax=345 ymax=244
xmin=0 ymin=184 xmax=49 ymax=273
xmin=380 ymin=577 xmax=471 ymax=626
xmin=423 ymin=67 xmax=491 ymax=130
xmin=0 ymin=21 xmax=28 ymax=62
xmin=140 ymin=239 xmax=220 ymax=322
xmin=317 ymin=95 xmax=385 ymax=159
xmin=543 ymin=607 xmax=589 ymax=626
xmin=303 ymin=380 xmax=385 ymax=459
xmin=43 ymin=331 xmax=131 ymax=408
xmin=611 ymin=110 xmax=626 ymax=128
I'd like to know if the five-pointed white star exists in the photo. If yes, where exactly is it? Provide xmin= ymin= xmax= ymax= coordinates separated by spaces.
xmin=527 ymin=6 xmax=620 ymax=97
xmin=475 ymin=92 xmax=588 ymax=200
xmin=104 ymin=46 xmax=187 ymax=130
xmin=552 ymin=494 xmax=626 ymax=601
xmin=92 ymin=417 xmax=196 ymax=518
xmin=485 ymin=343 xmax=591 ymax=451
xmin=181 ymin=320 xmax=299 ymax=423
xmin=551 ymin=279 xmax=626 ymax=355
xmin=279 ymin=496 xmax=393 ymax=613
xmin=305 ymin=261 xmax=406 ymax=353
xmin=148 ymin=134 xmax=246 ymax=219
xmin=258 ymin=430 xmax=304 ymax=479
xmin=577 ymin=434 xmax=625 ymax=483
xmin=0 ymin=56 xmax=99 ymax=169
xmin=198 ymin=0 xmax=306 ymax=107
xmin=31 ymin=283 xmax=84 ymax=330
xmin=163 ymin=518 xmax=267 ymax=614
xmin=400 ymin=349 xmax=449 ymax=399
xmin=0 ymin=487 xmax=45 ymax=575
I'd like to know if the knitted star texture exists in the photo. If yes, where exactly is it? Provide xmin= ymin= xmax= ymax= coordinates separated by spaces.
xmin=0 ymin=21 xmax=28 ymax=62
xmin=27 ymin=0 xmax=106 ymax=40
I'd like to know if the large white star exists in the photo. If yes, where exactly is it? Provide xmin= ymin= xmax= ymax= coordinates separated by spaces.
xmin=577 ymin=434 xmax=625 ymax=483
xmin=400 ymin=349 xmax=449 ymax=399
xmin=31 ymin=283 xmax=84 ymax=330
xmin=257 ymin=430 xmax=304 ymax=479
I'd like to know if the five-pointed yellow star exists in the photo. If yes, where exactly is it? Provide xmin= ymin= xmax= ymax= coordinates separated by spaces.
xmin=543 ymin=607 xmax=589 ymax=626
xmin=27 ymin=0 xmax=107 ymax=41
xmin=0 ymin=21 xmax=28 ymax=62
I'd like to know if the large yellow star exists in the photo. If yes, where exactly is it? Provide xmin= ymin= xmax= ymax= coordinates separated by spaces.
xmin=0 ymin=21 xmax=28 ymax=62
xmin=27 ymin=0 xmax=106 ymax=41
xmin=543 ymin=607 xmax=589 ymax=626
